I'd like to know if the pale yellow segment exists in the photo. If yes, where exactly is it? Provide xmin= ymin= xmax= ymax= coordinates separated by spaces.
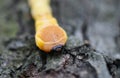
xmin=29 ymin=0 xmax=50 ymax=7
xmin=30 ymin=1 xmax=51 ymax=20
xmin=28 ymin=0 xmax=53 ymax=22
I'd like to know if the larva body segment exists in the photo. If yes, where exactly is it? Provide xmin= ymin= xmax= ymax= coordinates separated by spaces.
xmin=28 ymin=0 xmax=68 ymax=52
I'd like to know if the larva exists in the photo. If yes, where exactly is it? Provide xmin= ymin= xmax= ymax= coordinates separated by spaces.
xmin=28 ymin=0 xmax=68 ymax=52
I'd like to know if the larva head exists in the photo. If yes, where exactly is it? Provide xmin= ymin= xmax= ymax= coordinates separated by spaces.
xmin=35 ymin=25 xmax=67 ymax=52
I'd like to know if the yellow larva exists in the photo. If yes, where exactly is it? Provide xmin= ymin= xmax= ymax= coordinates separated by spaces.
xmin=28 ymin=0 xmax=68 ymax=52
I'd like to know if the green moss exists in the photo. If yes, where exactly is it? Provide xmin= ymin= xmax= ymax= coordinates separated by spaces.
xmin=0 ymin=0 xmax=18 ymax=38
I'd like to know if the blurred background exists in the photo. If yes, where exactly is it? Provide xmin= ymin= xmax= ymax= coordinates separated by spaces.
xmin=0 ymin=0 xmax=120 ymax=78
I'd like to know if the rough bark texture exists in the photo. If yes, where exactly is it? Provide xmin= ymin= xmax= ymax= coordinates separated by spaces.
xmin=0 ymin=0 xmax=120 ymax=78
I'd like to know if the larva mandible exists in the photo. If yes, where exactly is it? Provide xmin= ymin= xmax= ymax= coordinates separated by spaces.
xmin=28 ymin=0 xmax=68 ymax=52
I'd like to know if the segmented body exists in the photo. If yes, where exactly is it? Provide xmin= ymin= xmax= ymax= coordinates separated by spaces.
xmin=28 ymin=0 xmax=67 ymax=52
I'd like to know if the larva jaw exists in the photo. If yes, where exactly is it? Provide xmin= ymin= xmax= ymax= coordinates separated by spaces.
xmin=51 ymin=44 xmax=64 ymax=52
xmin=35 ymin=25 xmax=67 ymax=52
